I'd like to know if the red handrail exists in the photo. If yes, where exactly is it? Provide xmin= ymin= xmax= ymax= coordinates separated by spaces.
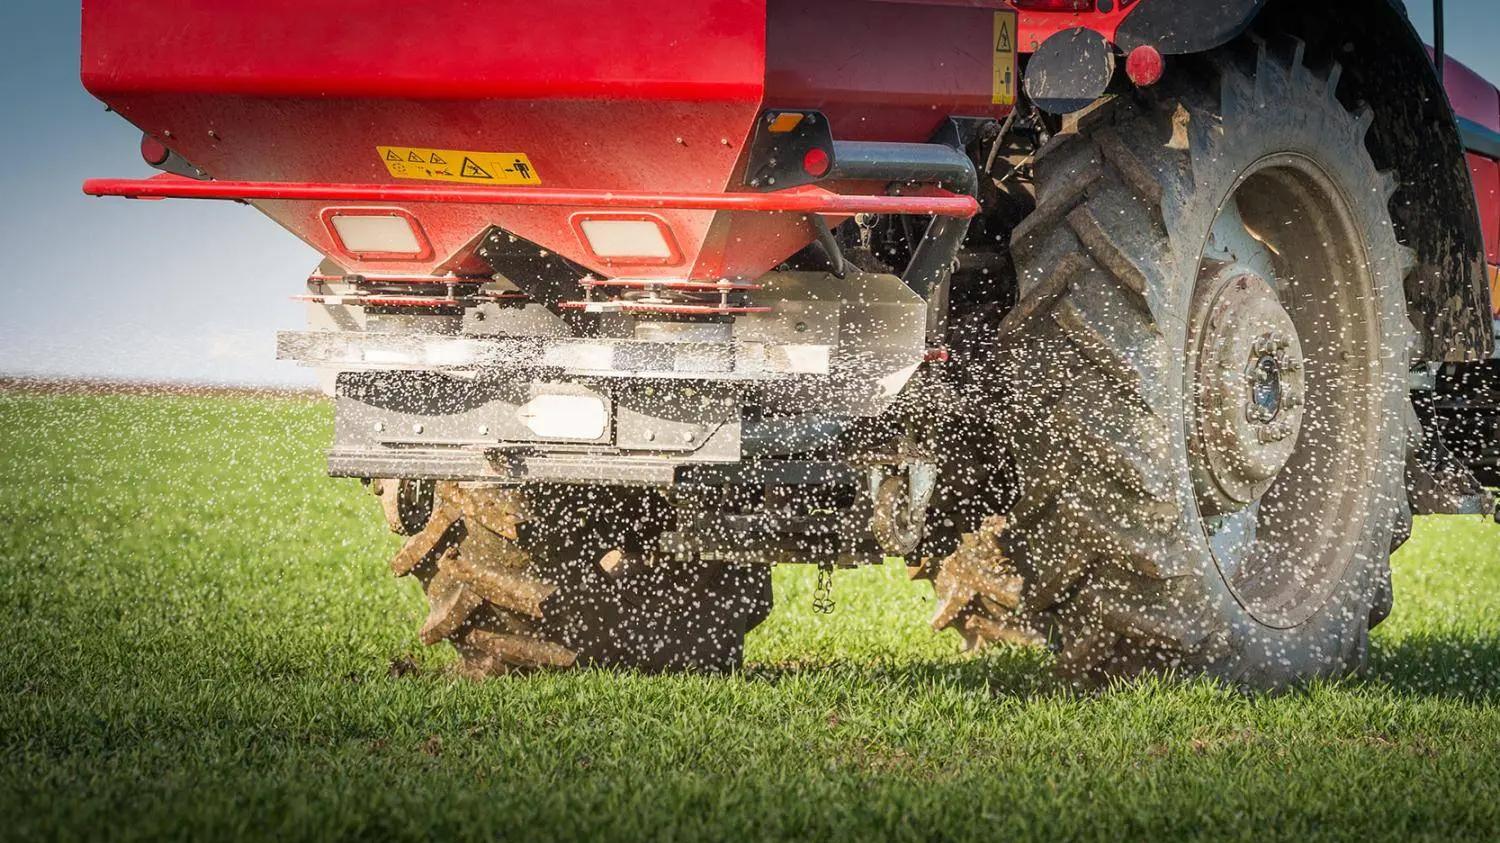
xmin=82 ymin=176 xmax=979 ymax=218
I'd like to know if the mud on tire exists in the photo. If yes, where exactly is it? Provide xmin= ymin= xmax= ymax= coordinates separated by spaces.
xmin=924 ymin=37 xmax=1417 ymax=689
xmin=381 ymin=481 xmax=772 ymax=675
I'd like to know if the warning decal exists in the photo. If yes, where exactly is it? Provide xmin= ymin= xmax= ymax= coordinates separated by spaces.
xmin=377 ymin=146 xmax=541 ymax=185
xmin=992 ymin=10 xmax=1017 ymax=106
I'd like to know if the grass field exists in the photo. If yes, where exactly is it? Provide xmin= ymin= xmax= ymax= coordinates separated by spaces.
xmin=2 ymin=392 xmax=1498 ymax=842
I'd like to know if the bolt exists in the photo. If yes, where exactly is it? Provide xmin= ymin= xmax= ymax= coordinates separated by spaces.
xmin=680 ymin=431 xmax=695 ymax=443
xmin=766 ymin=176 xmax=776 ymax=185
xmin=413 ymin=423 xmax=424 ymax=434
xmin=794 ymin=321 xmax=808 ymax=333
xmin=479 ymin=425 xmax=490 ymax=436
xmin=643 ymin=430 xmax=656 ymax=442
xmin=1256 ymin=421 xmax=1293 ymax=443
xmin=373 ymin=421 xmax=385 ymax=432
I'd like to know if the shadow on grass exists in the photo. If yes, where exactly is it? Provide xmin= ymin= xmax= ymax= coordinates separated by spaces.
xmin=735 ymin=631 xmax=1500 ymax=704
xmin=1364 ymin=632 xmax=1500 ymax=703
xmin=740 ymin=647 xmax=1059 ymax=701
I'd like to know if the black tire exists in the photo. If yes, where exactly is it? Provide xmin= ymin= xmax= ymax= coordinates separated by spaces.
xmin=926 ymin=37 xmax=1416 ymax=688
xmin=386 ymin=482 xmax=772 ymax=675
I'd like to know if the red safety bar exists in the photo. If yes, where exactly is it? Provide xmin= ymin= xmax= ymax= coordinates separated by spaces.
xmin=306 ymin=274 xmax=497 ymax=285
xmin=82 ymin=176 xmax=980 ymax=218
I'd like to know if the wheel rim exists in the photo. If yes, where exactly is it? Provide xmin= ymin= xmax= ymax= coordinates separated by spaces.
xmin=1185 ymin=154 xmax=1382 ymax=629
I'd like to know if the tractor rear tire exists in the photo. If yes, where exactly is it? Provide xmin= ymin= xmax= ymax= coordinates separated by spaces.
xmin=926 ymin=37 xmax=1416 ymax=688
xmin=385 ymin=482 xmax=772 ymax=675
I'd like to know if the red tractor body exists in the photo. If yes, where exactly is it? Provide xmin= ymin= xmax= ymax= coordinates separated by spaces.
xmin=77 ymin=0 xmax=1500 ymax=682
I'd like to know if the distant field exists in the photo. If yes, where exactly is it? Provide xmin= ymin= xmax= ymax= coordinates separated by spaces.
xmin=1 ymin=392 xmax=1498 ymax=842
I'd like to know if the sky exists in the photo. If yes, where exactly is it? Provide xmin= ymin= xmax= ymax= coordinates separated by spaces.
xmin=0 ymin=1 xmax=1496 ymax=387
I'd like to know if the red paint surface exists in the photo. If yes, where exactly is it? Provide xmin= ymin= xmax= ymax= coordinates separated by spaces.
xmin=82 ymin=0 xmax=1011 ymax=282
xmin=764 ymin=0 xmax=1014 ymax=142
xmin=1015 ymin=3 xmax=1132 ymax=52
xmin=1441 ymin=53 xmax=1500 ymax=134
xmin=1467 ymin=154 xmax=1500 ymax=267
xmin=1444 ymin=53 xmax=1500 ymax=314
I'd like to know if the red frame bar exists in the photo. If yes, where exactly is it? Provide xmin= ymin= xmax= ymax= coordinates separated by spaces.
xmin=82 ymin=176 xmax=979 ymax=218
xmin=307 ymin=274 xmax=495 ymax=284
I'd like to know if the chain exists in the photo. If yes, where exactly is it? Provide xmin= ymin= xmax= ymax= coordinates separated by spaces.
xmin=812 ymin=564 xmax=835 ymax=615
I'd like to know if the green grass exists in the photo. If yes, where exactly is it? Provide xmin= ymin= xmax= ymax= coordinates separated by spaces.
xmin=1 ymin=392 xmax=1498 ymax=842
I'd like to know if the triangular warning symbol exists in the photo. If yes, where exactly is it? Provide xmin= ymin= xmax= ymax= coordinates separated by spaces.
xmin=460 ymin=157 xmax=495 ymax=179
xmin=385 ymin=150 xmax=402 ymax=161
xmin=430 ymin=153 xmax=447 ymax=165
xmin=996 ymin=21 xmax=1012 ymax=53
xmin=407 ymin=151 xmax=424 ymax=163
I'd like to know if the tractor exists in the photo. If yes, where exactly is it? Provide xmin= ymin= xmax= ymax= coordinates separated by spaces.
xmin=81 ymin=0 xmax=1499 ymax=687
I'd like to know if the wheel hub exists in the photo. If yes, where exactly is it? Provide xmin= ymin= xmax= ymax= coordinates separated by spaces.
xmin=1190 ymin=272 xmax=1306 ymax=513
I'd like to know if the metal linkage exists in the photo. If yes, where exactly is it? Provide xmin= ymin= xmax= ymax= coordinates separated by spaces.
xmin=744 ymin=116 xmax=981 ymax=325
xmin=563 ymin=276 xmax=770 ymax=316
xmin=300 ymin=274 xmax=524 ymax=310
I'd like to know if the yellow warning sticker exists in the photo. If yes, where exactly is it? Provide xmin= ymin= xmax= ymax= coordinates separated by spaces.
xmin=376 ymin=146 xmax=541 ymax=185
xmin=992 ymin=11 xmax=1018 ymax=106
